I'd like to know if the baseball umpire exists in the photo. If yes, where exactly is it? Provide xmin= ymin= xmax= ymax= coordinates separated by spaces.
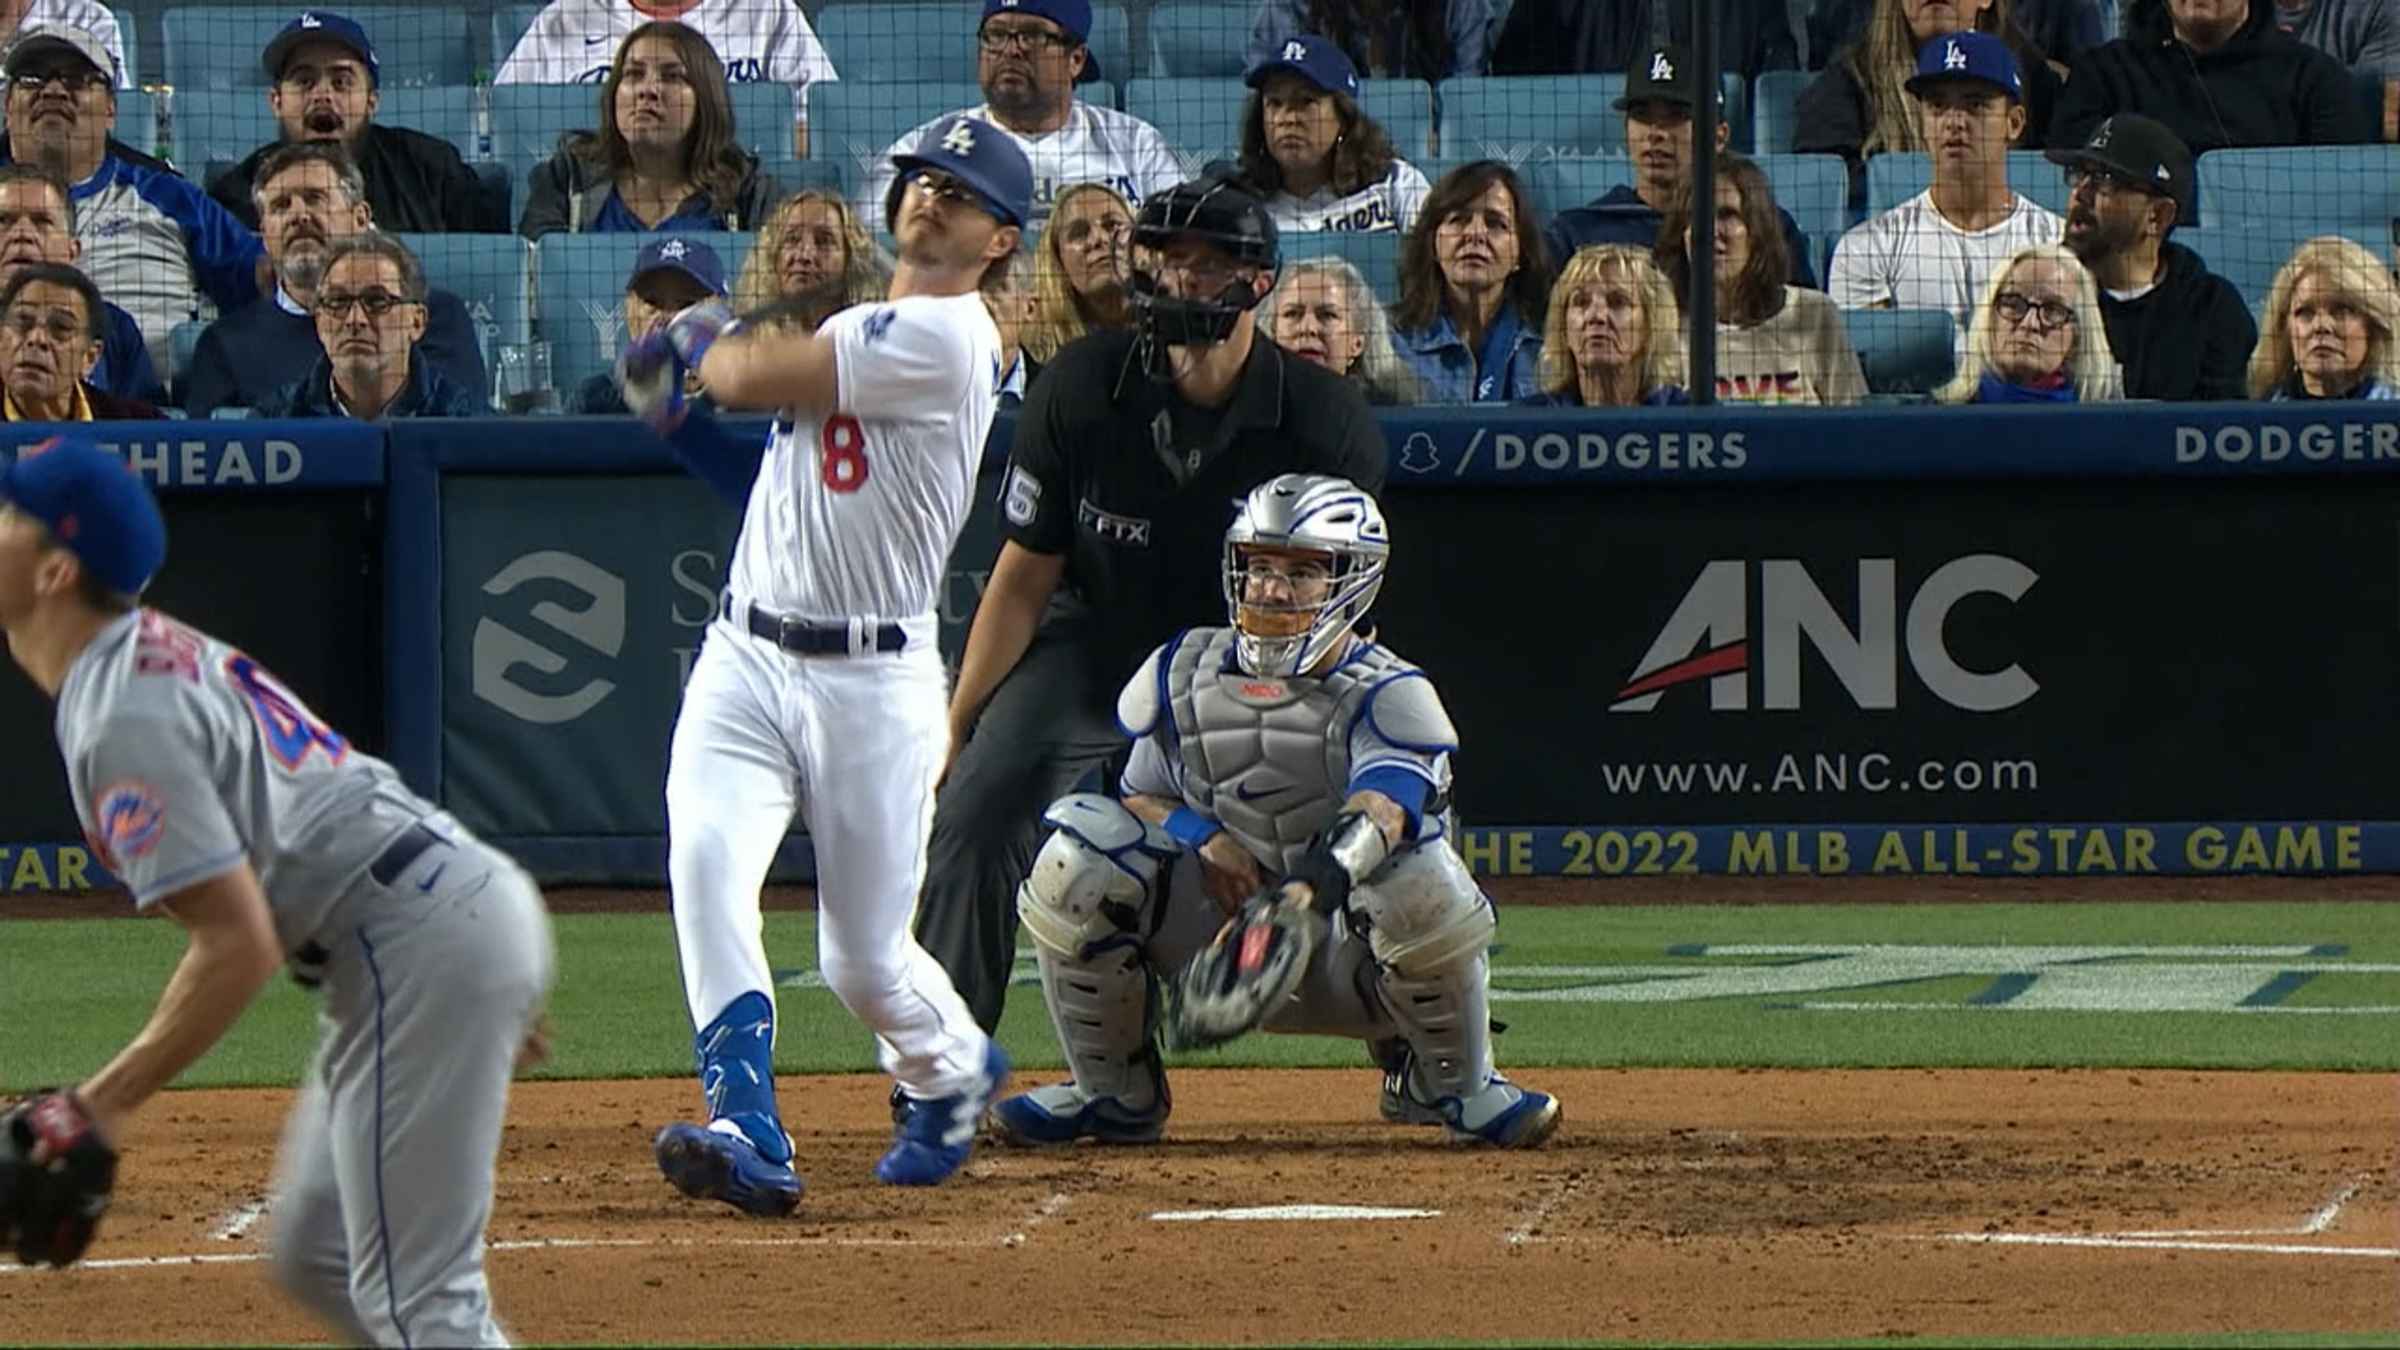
xmin=914 ymin=169 xmax=1389 ymax=1036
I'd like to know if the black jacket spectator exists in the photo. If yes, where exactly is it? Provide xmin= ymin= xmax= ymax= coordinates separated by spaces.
xmin=1545 ymin=183 xmax=1819 ymax=289
xmin=519 ymin=141 xmax=775 ymax=237
xmin=2049 ymin=0 xmax=2369 ymax=152
xmin=188 ymin=290 xmax=486 ymax=417
xmin=254 ymin=351 xmax=481 ymax=419
xmin=2101 ymin=239 xmax=2257 ymax=400
xmin=210 ymin=123 xmax=496 ymax=234
xmin=1494 ymin=0 xmax=1801 ymax=80
xmin=93 ymin=301 xmax=160 ymax=404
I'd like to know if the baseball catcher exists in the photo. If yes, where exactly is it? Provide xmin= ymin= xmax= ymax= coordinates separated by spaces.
xmin=0 ymin=1091 xmax=116 ymax=1268
xmin=987 ymin=473 xmax=1560 ymax=1147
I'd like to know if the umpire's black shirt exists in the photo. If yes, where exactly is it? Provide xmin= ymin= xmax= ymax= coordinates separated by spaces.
xmin=1000 ymin=326 xmax=1389 ymax=702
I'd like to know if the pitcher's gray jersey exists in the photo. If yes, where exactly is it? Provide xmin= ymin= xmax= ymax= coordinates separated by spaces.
xmin=1115 ymin=626 xmax=1457 ymax=872
xmin=56 ymin=610 xmax=437 ymax=946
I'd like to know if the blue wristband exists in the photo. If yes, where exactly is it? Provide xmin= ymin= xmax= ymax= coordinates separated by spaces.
xmin=1163 ymin=806 xmax=1222 ymax=849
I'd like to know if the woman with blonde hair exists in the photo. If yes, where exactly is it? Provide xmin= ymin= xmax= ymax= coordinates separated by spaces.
xmin=1795 ymin=0 xmax=2061 ymax=174
xmin=732 ymin=187 xmax=889 ymax=327
xmin=1524 ymin=245 xmax=1688 ymax=407
xmin=1937 ymin=244 xmax=2121 ymax=402
xmin=1024 ymin=181 xmax=1134 ymax=362
xmin=1259 ymin=256 xmax=1423 ymax=404
xmin=2247 ymin=235 xmax=2400 ymax=401
xmin=518 ymin=20 xmax=776 ymax=236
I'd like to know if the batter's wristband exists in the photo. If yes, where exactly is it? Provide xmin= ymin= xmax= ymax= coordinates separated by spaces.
xmin=1163 ymin=807 xmax=1222 ymax=850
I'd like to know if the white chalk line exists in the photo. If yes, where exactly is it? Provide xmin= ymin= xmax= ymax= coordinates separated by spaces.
xmin=999 ymin=1192 xmax=1072 ymax=1248
xmin=207 ymin=1199 xmax=269 ymax=1242
xmin=0 ymin=1228 xmax=1033 ymax=1277
xmin=1934 ymin=1172 xmax=2388 ymax=1259
xmin=1503 ymin=1173 xmax=1583 ymax=1247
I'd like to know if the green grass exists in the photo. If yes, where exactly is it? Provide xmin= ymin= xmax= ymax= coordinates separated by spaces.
xmin=6 ymin=900 xmax=2399 ymax=1092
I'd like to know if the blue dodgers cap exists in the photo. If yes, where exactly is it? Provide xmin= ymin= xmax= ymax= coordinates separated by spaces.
xmin=1245 ymin=34 xmax=1357 ymax=98
xmin=262 ymin=11 xmax=381 ymax=86
xmin=1905 ymin=30 xmax=2022 ymax=102
xmin=981 ymin=0 xmax=1099 ymax=82
xmin=0 ymin=436 xmax=165 ymax=596
xmin=888 ymin=115 xmax=1035 ymax=231
xmin=628 ymin=236 xmax=727 ymax=295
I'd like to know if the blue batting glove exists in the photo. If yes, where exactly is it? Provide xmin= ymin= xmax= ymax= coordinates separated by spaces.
xmin=663 ymin=299 xmax=738 ymax=369
xmin=615 ymin=330 xmax=691 ymax=435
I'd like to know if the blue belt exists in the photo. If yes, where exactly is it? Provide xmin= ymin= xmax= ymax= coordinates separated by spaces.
xmin=734 ymin=599 xmax=906 ymax=656
xmin=368 ymin=819 xmax=449 ymax=886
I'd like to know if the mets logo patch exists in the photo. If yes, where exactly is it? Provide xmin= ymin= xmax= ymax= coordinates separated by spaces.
xmin=94 ymin=781 xmax=166 ymax=863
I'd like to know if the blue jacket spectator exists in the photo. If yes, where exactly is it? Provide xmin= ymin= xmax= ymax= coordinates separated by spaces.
xmin=1391 ymin=159 xmax=1548 ymax=402
xmin=1249 ymin=0 xmax=1491 ymax=79
xmin=251 ymin=231 xmax=477 ymax=419
xmin=256 ymin=350 xmax=480 ymax=418
xmin=0 ymin=25 xmax=265 ymax=376
xmin=185 ymin=287 xmax=484 ymax=418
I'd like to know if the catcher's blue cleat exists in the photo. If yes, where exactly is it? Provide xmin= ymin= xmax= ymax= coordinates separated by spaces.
xmin=653 ymin=1121 xmax=804 ymax=1217
xmin=876 ymin=1041 xmax=1011 ymax=1186
xmin=988 ymin=1081 xmax=1170 ymax=1145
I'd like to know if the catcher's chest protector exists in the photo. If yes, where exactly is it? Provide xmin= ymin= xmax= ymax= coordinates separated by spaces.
xmin=1167 ymin=627 xmax=1414 ymax=874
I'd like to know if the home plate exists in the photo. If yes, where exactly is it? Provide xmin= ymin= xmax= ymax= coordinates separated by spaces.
xmin=1149 ymin=1204 xmax=1441 ymax=1222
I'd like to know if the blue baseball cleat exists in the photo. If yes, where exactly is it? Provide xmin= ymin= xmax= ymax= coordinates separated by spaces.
xmin=988 ymin=1069 xmax=1170 ymax=1146
xmin=653 ymin=1122 xmax=804 ymax=1217
xmin=876 ymin=1041 xmax=1011 ymax=1186
xmin=1379 ymin=1046 xmax=1562 ymax=1148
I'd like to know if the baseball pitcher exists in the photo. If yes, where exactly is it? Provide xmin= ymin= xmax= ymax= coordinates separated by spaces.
xmin=990 ymin=474 xmax=1560 ymax=1147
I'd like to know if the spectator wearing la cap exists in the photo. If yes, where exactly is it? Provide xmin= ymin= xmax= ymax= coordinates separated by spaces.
xmin=0 ymin=24 xmax=265 ymax=378
xmin=1828 ymin=32 xmax=2061 ymax=338
xmin=1544 ymin=43 xmax=1816 ymax=290
xmin=857 ymin=0 xmax=1181 ymax=234
xmin=2049 ymin=113 xmax=2253 ymax=400
xmin=0 ymin=5 xmax=127 ymax=90
xmin=569 ymin=236 xmax=726 ymax=415
xmin=2050 ymin=0 xmax=2367 ymax=152
xmin=1236 ymin=35 xmax=1430 ymax=234
xmin=207 ymin=11 xmax=494 ymax=235
xmin=1798 ymin=0 xmax=2064 ymax=188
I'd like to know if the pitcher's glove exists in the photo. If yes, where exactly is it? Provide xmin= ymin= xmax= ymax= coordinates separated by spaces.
xmin=617 ymin=299 xmax=737 ymax=435
xmin=1165 ymin=887 xmax=1328 ymax=1051
xmin=0 ymin=1091 xmax=116 ymax=1268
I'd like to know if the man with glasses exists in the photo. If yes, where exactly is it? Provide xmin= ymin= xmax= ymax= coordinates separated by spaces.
xmin=207 ymin=11 xmax=493 ymax=234
xmin=915 ymin=171 xmax=1385 ymax=1042
xmin=254 ymin=231 xmax=477 ymax=419
xmin=186 ymin=142 xmax=483 ymax=418
xmin=2050 ymin=113 xmax=2254 ymax=400
xmin=1828 ymin=32 xmax=2061 ymax=346
xmin=0 ymin=24 xmax=264 ymax=383
xmin=0 ymin=259 xmax=159 ymax=418
xmin=858 ymin=0 xmax=1180 ymax=232
xmin=0 ymin=163 xmax=158 ymax=403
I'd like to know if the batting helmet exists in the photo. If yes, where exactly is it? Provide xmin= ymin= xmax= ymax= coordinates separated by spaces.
xmin=884 ymin=116 xmax=1035 ymax=235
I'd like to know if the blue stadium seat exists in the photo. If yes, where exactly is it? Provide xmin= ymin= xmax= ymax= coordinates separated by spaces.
xmin=1755 ymin=152 xmax=1851 ymax=239
xmin=2173 ymin=218 xmax=2327 ymax=312
xmin=819 ymin=2 xmax=1133 ymax=86
xmin=806 ymin=81 xmax=985 ymax=188
xmin=1865 ymin=150 xmax=2071 ymax=216
xmin=396 ymin=232 xmax=535 ymax=402
xmin=1527 ymin=157 xmax=1635 ymax=222
xmin=1363 ymin=80 xmax=1436 ymax=163
xmin=376 ymin=87 xmax=481 ymax=161
xmin=1436 ymin=74 xmax=1746 ymax=158
xmin=1123 ymin=77 xmax=1242 ymax=172
xmin=110 ymin=4 xmax=137 ymax=85
xmin=164 ymin=6 xmax=476 ymax=90
xmin=488 ymin=84 xmax=600 ymax=185
xmin=174 ymin=90 xmax=277 ymax=183
xmin=1751 ymin=69 xmax=1810 ymax=154
xmin=1281 ymin=231 xmax=1404 ymax=303
xmin=753 ymin=156 xmax=847 ymax=208
xmin=2196 ymin=145 xmax=2400 ymax=230
xmin=731 ymin=82 xmax=803 ymax=160
xmin=113 ymin=88 xmax=155 ymax=158
xmin=490 ymin=3 xmax=545 ymax=70
xmin=1845 ymin=307 xmax=1956 ymax=396
xmin=537 ymin=233 xmax=759 ymax=397
xmin=1149 ymin=1 xmax=1251 ymax=77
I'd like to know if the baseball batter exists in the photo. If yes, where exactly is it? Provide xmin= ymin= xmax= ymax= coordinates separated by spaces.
xmin=990 ymin=474 xmax=1561 ymax=1148
xmin=0 ymin=436 xmax=554 ymax=1347
xmin=618 ymin=115 xmax=1031 ymax=1212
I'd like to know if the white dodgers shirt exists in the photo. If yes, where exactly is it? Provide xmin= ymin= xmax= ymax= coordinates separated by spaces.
xmin=729 ymin=291 xmax=1001 ymax=623
xmin=495 ymin=0 xmax=838 ymax=121
xmin=1828 ymin=190 xmax=2062 ymax=341
xmin=856 ymin=101 xmax=1184 ymax=232
xmin=1267 ymin=160 xmax=1432 ymax=234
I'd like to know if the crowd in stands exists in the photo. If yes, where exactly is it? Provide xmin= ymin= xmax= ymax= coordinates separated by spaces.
xmin=4 ymin=0 xmax=2397 ymax=422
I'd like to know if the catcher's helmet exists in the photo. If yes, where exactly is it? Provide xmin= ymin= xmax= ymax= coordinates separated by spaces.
xmin=1128 ymin=170 xmax=1277 ymax=369
xmin=1222 ymin=474 xmax=1387 ymax=678
xmin=884 ymin=115 xmax=1035 ymax=235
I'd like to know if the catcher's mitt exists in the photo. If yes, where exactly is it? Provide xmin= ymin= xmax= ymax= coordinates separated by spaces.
xmin=0 ymin=1091 xmax=116 ymax=1268
xmin=1165 ymin=889 xmax=1327 ymax=1050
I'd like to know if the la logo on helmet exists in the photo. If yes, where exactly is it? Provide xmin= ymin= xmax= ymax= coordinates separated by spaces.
xmin=943 ymin=120 xmax=978 ymax=156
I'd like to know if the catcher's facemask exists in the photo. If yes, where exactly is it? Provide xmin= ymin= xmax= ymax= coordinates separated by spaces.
xmin=1222 ymin=474 xmax=1387 ymax=677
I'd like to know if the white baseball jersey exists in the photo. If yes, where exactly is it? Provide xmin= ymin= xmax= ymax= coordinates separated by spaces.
xmin=857 ymin=101 xmax=1183 ymax=231
xmin=728 ymin=291 xmax=1001 ymax=622
xmin=495 ymin=0 xmax=838 ymax=122
xmin=20 ymin=0 xmax=130 ymax=87
xmin=1265 ymin=159 xmax=1432 ymax=234
xmin=55 ymin=609 xmax=440 ymax=949
xmin=1828 ymin=190 xmax=2062 ymax=339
